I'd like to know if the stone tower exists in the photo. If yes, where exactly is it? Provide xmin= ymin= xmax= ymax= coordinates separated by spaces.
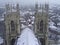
xmin=34 ymin=3 xmax=49 ymax=45
xmin=4 ymin=4 xmax=20 ymax=45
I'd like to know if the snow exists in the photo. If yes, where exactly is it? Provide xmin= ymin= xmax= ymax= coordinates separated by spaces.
xmin=38 ymin=9 xmax=42 ymax=12
xmin=31 ymin=21 xmax=34 ymax=24
xmin=2 ymin=12 xmax=6 ymax=16
xmin=24 ymin=11 xmax=30 ymax=15
xmin=49 ymin=25 xmax=57 ymax=30
xmin=32 ymin=16 xmax=35 ymax=19
xmin=20 ymin=18 xmax=25 ymax=21
xmin=12 ymin=9 xmax=16 ymax=12
xmin=57 ymin=27 xmax=60 ymax=32
xmin=0 ymin=37 xmax=3 ymax=44
xmin=17 ymin=28 xmax=40 ymax=45
xmin=29 ymin=12 xmax=33 ymax=15
xmin=0 ymin=18 xmax=4 ymax=21
xmin=27 ymin=19 xmax=31 ymax=22
xmin=21 ymin=24 xmax=27 ymax=29
xmin=49 ymin=21 xmax=55 ymax=26
xmin=58 ymin=39 xmax=60 ymax=45
xmin=28 ymin=24 xmax=32 ymax=27
xmin=57 ymin=23 xmax=60 ymax=26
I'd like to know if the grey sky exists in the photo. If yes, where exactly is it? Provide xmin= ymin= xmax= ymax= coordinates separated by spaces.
xmin=0 ymin=0 xmax=60 ymax=6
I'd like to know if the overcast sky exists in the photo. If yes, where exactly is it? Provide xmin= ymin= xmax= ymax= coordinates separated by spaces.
xmin=0 ymin=0 xmax=60 ymax=6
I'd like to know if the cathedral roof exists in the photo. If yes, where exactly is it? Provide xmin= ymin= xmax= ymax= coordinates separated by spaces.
xmin=17 ymin=27 xmax=40 ymax=45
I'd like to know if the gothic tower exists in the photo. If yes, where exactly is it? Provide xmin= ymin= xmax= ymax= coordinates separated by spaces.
xmin=4 ymin=4 xmax=20 ymax=45
xmin=34 ymin=3 xmax=49 ymax=45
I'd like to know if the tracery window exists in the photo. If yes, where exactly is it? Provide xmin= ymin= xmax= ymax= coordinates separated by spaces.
xmin=37 ymin=21 xmax=39 ymax=29
xmin=39 ymin=20 xmax=43 ymax=33
xmin=11 ymin=21 xmax=15 ymax=31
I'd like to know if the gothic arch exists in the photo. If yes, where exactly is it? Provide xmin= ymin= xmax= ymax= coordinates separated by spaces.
xmin=39 ymin=38 xmax=45 ymax=45
xmin=39 ymin=20 xmax=43 ymax=33
xmin=11 ymin=21 xmax=15 ymax=31
xmin=11 ymin=38 xmax=15 ymax=45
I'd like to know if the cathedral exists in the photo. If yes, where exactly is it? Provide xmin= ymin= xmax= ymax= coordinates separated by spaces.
xmin=4 ymin=3 xmax=49 ymax=45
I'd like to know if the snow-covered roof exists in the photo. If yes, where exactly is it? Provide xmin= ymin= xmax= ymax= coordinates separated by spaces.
xmin=31 ymin=21 xmax=34 ymax=24
xmin=49 ymin=25 xmax=57 ymax=30
xmin=38 ymin=9 xmax=42 ymax=12
xmin=24 ymin=11 xmax=30 ymax=14
xmin=11 ymin=9 xmax=16 ymax=12
xmin=49 ymin=21 xmax=55 ymax=26
xmin=57 ymin=23 xmax=60 ymax=26
xmin=27 ymin=19 xmax=31 ymax=22
xmin=17 ymin=28 xmax=40 ymax=45
xmin=0 ymin=37 xmax=3 ymax=44
xmin=21 ymin=24 xmax=27 ymax=29
xmin=28 ymin=24 xmax=32 ymax=27
xmin=57 ymin=27 xmax=60 ymax=32
xmin=20 ymin=18 xmax=25 ymax=21
xmin=0 ymin=18 xmax=4 ymax=21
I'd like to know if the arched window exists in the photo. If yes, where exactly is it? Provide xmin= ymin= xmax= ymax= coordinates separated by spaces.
xmin=39 ymin=20 xmax=43 ymax=33
xmin=37 ymin=21 xmax=39 ymax=29
xmin=11 ymin=38 xmax=15 ymax=45
xmin=39 ymin=38 xmax=45 ymax=45
xmin=11 ymin=21 xmax=15 ymax=31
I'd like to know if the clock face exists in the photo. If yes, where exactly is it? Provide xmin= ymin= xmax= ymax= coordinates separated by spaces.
xmin=11 ymin=21 xmax=15 ymax=31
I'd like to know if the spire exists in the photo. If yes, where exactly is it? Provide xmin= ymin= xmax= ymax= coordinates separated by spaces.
xmin=35 ymin=3 xmax=38 ymax=13
xmin=16 ymin=3 xmax=20 ymax=14
xmin=40 ymin=4 xmax=42 ymax=9
xmin=41 ymin=4 xmax=44 ymax=15
xmin=5 ymin=4 xmax=10 ymax=14
xmin=10 ymin=4 xmax=12 ymax=13
xmin=45 ymin=3 xmax=49 ymax=12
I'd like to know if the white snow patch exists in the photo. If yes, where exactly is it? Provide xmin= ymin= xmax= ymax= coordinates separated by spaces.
xmin=27 ymin=19 xmax=31 ymax=22
xmin=29 ymin=12 xmax=33 ymax=15
xmin=0 ymin=37 xmax=3 ymax=44
xmin=49 ymin=25 xmax=57 ymax=30
xmin=12 ymin=9 xmax=16 ymax=12
xmin=21 ymin=24 xmax=27 ymax=29
xmin=24 ymin=11 xmax=30 ymax=14
xmin=49 ymin=21 xmax=55 ymax=26
xmin=57 ymin=23 xmax=60 ymax=26
xmin=31 ymin=22 xmax=34 ymax=24
xmin=38 ymin=9 xmax=42 ymax=12
xmin=0 ymin=18 xmax=4 ymax=21
xmin=17 ymin=28 xmax=40 ymax=45
xmin=28 ymin=24 xmax=32 ymax=27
